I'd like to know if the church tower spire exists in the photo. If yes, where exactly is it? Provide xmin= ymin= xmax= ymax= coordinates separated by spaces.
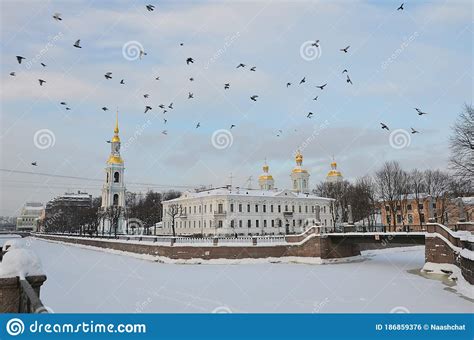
xmin=100 ymin=110 xmax=126 ymax=235
xmin=258 ymin=159 xmax=275 ymax=190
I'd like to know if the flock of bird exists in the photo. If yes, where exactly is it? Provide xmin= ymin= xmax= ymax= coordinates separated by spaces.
xmin=8 ymin=3 xmax=426 ymax=167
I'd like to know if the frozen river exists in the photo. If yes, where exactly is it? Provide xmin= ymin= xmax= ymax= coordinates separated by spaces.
xmin=26 ymin=237 xmax=472 ymax=313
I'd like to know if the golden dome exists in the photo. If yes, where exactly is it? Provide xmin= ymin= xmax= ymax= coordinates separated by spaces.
xmin=327 ymin=160 xmax=342 ymax=177
xmin=111 ymin=135 xmax=120 ymax=143
xmin=107 ymin=155 xmax=123 ymax=164
xmin=295 ymin=150 xmax=303 ymax=166
xmin=330 ymin=161 xmax=337 ymax=168
xmin=292 ymin=168 xmax=308 ymax=173
xmin=259 ymin=161 xmax=274 ymax=181
xmin=262 ymin=164 xmax=269 ymax=173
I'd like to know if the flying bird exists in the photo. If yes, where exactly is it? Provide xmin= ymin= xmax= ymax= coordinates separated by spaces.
xmin=16 ymin=56 xmax=25 ymax=64
xmin=159 ymin=104 xmax=165 ymax=109
xmin=342 ymin=69 xmax=348 ymax=74
xmin=9 ymin=72 xmax=15 ymax=76
xmin=104 ymin=72 xmax=112 ymax=79
xmin=144 ymin=106 xmax=152 ymax=113
xmin=316 ymin=83 xmax=327 ymax=90
xmin=102 ymin=107 xmax=108 ymax=111
xmin=40 ymin=63 xmax=47 ymax=67
xmin=188 ymin=92 xmax=194 ymax=99
xmin=237 ymin=63 xmax=246 ymax=68
xmin=313 ymin=96 xmax=318 ymax=101
xmin=120 ymin=79 xmax=125 ymax=84
xmin=168 ymin=103 xmax=174 ymax=109
xmin=189 ymin=77 xmax=194 ymax=82
xmin=163 ymin=119 xmax=167 ymax=124
xmin=380 ymin=123 xmax=389 ymax=130
xmin=346 ymin=75 xmax=353 ymax=84
xmin=38 ymin=79 xmax=46 ymax=86
xmin=73 ymin=39 xmax=82 ymax=48
xmin=146 ymin=4 xmax=155 ymax=11
xmin=162 ymin=130 xmax=168 ymax=135
xmin=144 ymin=94 xmax=149 ymax=98
xmin=106 ymin=140 xmax=111 ymax=143
xmin=250 ymin=95 xmax=258 ymax=101
xmin=139 ymin=50 xmax=147 ymax=59
xmin=230 ymin=124 xmax=236 ymax=129
xmin=250 ymin=66 xmax=256 ymax=71
xmin=224 ymin=83 xmax=230 ymax=89
xmin=299 ymin=77 xmax=306 ymax=85
xmin=31 ymin=162 xmax=37 ymax=166
xmin=196 ymin=122 xmax=200 ymax=128
xmin=340 ymin=46 xmax=350 ymax=53
xmin=186 ymin=57 xmax=194 ymax=65
xmin=60 ymin=102 xmax=67 ymax=105
xmin=307 ymin=112 xmax=314 ymax=118
xmin=286 ymin=82 xmax=292 ymax=87
xmin=52 ymin=13 xmax=62 ymax=21
xmin=414 ymin=108 xmax=428 ymax=115
xmin=155 ymin=76 xmax=160 ymax=80
xmin=180 ymin=43 xmax=184 ymax=46
xmin=397 ymin=3 xmax=404 ymax=11
xmin=65 ymin=107 xmax=71 ymax=111
xmin=312 ymin=40 xmax=320 ymax=47
xmin=411 ymin=128 xmax=419 ymax=134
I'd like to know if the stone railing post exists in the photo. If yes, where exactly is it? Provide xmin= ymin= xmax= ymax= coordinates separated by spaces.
xmin=213 ymin=238 xmax=219 ymax=246
xmin=252 ymin=237 xmax=257 ymax=246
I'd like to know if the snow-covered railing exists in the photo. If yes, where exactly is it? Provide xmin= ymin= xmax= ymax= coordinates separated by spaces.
xmin=174 ymin=237 xmax=215 ymax=245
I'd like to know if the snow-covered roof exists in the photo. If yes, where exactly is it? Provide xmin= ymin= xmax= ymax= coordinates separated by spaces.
xmin=460 ymin=197 xmax=474 ymax=205
xmin=163 ymin=187 xmax=333 ymax=203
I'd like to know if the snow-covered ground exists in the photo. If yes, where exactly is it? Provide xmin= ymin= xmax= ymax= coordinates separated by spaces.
xmin=22 ymin=237 xmax=473 ymax=313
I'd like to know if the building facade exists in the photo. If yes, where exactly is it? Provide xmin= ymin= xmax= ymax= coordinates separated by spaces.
xmin=16 ymin=202 xmax=43 ymax=232
xmin=99 ymin=111 xmax=127 ymax=235
xmin=162 ymin=153 xmax=334 ymax=236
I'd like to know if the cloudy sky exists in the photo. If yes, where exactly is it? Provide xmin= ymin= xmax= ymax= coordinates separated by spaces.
xmin=0 ymin=0 xmax=472 ymax=215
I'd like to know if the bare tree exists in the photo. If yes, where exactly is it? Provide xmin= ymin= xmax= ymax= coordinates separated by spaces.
xmin=375 ymin=161 xmax=405 ymax=231
xmin=408 ymin=169 xmax=426 ymax=230
xmin=165 ymin=203 xmax=182 ymax=237
xmin=449 ymin=104 xmax=474 ymax=181
xmin=424 ymin=169 xmax=450 ymax=224
xmin=314 ymin=180 xmax=351 ymax=227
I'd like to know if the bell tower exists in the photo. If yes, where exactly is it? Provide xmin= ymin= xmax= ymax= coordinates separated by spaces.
xmin=99 ymin=110 xmax=126 ymax=235
xmin=258 ymin=160 xmax=275 ymax=190
xmin=290 ymin=150 xmax=310 ymax=194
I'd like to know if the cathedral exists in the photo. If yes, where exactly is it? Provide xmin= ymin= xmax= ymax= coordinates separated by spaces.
xmin=99 ymin=111 xmax=127 ymax=235
xmin=161 ymin=151 xmax=335 ymax=237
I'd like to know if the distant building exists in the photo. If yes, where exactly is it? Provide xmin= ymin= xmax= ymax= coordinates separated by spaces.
xmin=16 ymin=202 xmax=43 ymax=232
xmin=45 ymin=191 xmax=92 ymax=211
xmin=379 ymin=195 xmax=473 ymax=231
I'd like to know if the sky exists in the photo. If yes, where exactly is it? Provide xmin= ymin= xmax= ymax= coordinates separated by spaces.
xmin=0 ymin=0 xmax=472 ymax=215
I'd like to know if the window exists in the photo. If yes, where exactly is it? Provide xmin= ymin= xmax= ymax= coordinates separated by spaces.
xmin=299 ymin=205 xmax=302 ymax=213
xmin=387 ymin=216 xmax=391 ymax=224
xmin=270 ymin=205 xmax=274 ymax=213
xmin=255 ymin=205 xmax=259 ymax=212
xmin=106 ymin=173 xmax=109 ymax=183
xmin=114 ymin=172 xmax=120 ymax=183
xmin=420 ymin=214 xmax=425 ymax=223
xmin=247 ymin=220 xmax=251 ymax=228
xmin=239 ymin=220 xmax=242 ymax=228
xmin=230 ymin=220 xmax=234 ymax=228
xmin=305 ymin=206 xmax=308 ymax=213
xmin=230 ymin=204 xmax=234 ymax=212
xmin=204 ymin=205 xmax=207 ymax=213
xmin=256 ymin=220 xmax=259 ymax=228
xmin=210 ymin=204 xmax=212 ymax=212
xmin=218 ymin=203 xmax=223 ymax=213
xmin=239 ymin=204 xmax=242 ymax=212
xmin=113 ymin=194 xmax=119 ymax=205
xmin=408 ymin=214 xmax=413 ymax=224
xmin=292 ymin=220 xmax=296 ymax=227
xmin=293 ymin=180 xmax=297 ymax=189
xmin=407 ymin=204 xmax=412 ymax=211
xmin=218 ymin=221 xmax=223 ymax=228
xmin=263 ymin=205 xmax=266 ymax=213
xmin=396 ymin=215 xmax=402 ymax=224
xmin=271 ymin=220 xmax=274 ymax=228
xmin=247 ymin=204 xmax=251 ymax=213
xmin=263 ymin=220 xmax=267 ymax=228
xmin=418 ymin=204 xmax=423 ymax=210
xmin=385 ymin=206 xmax=390 ymax=211
xmin=299 ymin=219 xmax=302 ymax=226
xmin=285 ymin=205 xmax=288 ymax=212
xmin=278 ymin=205 xmax=281 ymax=213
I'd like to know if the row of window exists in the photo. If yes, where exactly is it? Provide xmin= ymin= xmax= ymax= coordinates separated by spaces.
xmin=170 ymin=203 xmax=327 ymax=215
xmin=385 ymin=203 xmax=436 ymax=212
xmin=386 ymin=214 xmax=424 ymax=225
xmin=166 ymin=218 xmax=328 ymax=229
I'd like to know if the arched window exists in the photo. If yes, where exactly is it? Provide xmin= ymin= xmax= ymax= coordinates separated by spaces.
xmin=113 ymin=194 xmax=119 ymax=206
xmin=293 ymin=180 xmax=297 ymax=189
xmin=114 ymin=172 xmax=120 ymax=183
xmin=106 ymin=172 xmax=109 ymax=183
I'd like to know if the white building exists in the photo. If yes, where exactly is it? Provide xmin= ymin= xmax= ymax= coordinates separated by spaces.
xmin=99 ymin=111 xmax=127 ymax=235
xmin=16 ymin=202 xmax=43 ymax=232
xmin=162 ymin=152 xmax=334 ymax=236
